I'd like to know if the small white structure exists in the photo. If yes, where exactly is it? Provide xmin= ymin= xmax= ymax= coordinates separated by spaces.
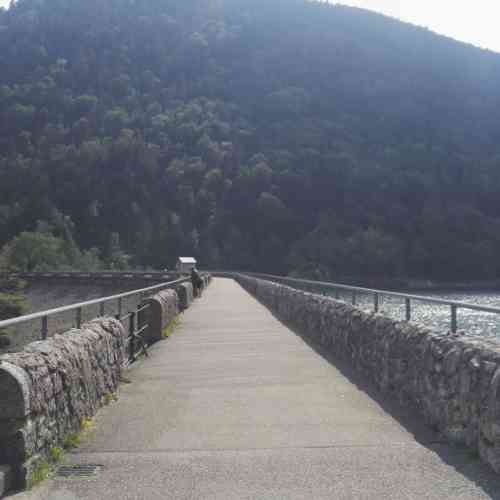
xmin=177 ymin=257 xmax=197 ymax=274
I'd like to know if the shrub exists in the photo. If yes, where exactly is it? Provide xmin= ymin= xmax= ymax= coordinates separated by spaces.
xmin=0 ymin=332 xmax=11 ymax=348
xmin=0 ymin=292 xmax=28 ymax=320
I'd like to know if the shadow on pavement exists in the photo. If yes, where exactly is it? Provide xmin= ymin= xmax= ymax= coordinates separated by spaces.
xmin=281 ymin=317 xmax=500 ymax=500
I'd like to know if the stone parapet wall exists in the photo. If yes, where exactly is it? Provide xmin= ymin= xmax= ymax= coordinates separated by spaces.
xmin=139 ymin=289 xmax=179 ymax=344
xmin=176 ymin=282 xmax=194 ymax=311
xmin=202 ymin=274 xmax=211 ymax=288
xmin=236 ymin=274 xmax=500 ymax=474
xmin=0 ymin=318 xmax=126 ymax=488
xmin=0 ymin=277 xmax=212 ymax=494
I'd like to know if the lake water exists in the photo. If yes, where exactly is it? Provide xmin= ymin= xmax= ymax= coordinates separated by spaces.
xmin=308 ymin=286 xmax=500 ymax=339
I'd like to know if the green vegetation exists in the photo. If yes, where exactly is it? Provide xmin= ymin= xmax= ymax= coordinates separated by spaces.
xmin=29 ymin=461 xmax=51 ymax=488
xmin=49 ymin=446 xmax=64 ymax=464
xmin=0 ymin=293 xmax=27 ymax=319
xmin=29 ymin=445 xmax=65 ymax=488
xmin=163 ymin=317 xmax=180 ymax=338
xmin=81 ymin=416 xmax=96 ymax=433
xmin=27 ymin=418 xmax=97 ymax=487
xmin=0 ymin=208 xmax=126 ymax=271
xmin=62 ymin=417 xmax=96 ymax=449
xmin=103 ymin=392 xmax=118 ymax=405
xmin=0 ymin=257 xmax=28 ymax=321
xmin=0 ymin=267 xmax=28 ymax=344
xmin=1 ymin=0 xmax=500 ymax=280
xmin=62 ymin=433 xmax=81 ymax=450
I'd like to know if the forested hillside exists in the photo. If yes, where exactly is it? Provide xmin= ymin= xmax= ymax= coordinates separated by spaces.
xmin=2 ymin=0 xmax=500 ymax=280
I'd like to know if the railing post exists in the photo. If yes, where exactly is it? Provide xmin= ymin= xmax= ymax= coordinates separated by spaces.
xmin=451 ymin=305 xmax=457 ymax=333
xmin=76 ymin=307 xmax=82 ymax=329
xmin=374 ymin=293 xmax=379 ymax=313
xmin=129 ymin=311 xmax=136 ymax=363
xmin=352 ymin=291 xmax=356 ymax=306
xmin=41 ymin=316 xmax=48 ymax=340
xmin=405 ymin=298 xmax=411 ymax=321
xmin=99 ymin=301 xmax=105 ymax=317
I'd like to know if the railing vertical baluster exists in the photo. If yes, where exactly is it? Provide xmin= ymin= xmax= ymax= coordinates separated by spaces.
xmin=41 ymin=316 xmax=48 ymax=340
xmin=405 ymin=298 xmax=411 ymax=321
xmin=374 ymin=293 xmax=379 ymax=313
xmin=352 ymin=291 xmax=356 ymax=306
xmin=0 ymin=276 xmax=189 ymax=349
xmin=129 ymin=311 xmax=136 ymax=363
xmin=76 ymin=307 xmax=82 ymax=329
xmin=451 ymin=305 xmax=458 ymax=333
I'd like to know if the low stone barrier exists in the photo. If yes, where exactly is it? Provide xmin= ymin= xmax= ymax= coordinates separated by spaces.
xmin=138 ymin=289 xmax=179 ymax=343
xmin=236 ymin=274 xmax=500 ymax=474
xmin=0 ymin=277 xmax=210 ymax=494
xmin=197 ymin=274 xmax=212 ymax=297
xmin=0 ymin=317 xmax=126 ymax=488
xmin=176 ymin=282 xmax=194 ymax=311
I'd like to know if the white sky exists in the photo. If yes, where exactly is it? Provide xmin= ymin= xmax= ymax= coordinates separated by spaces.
xmin=338 ymin=1 xmax=500 ymax=53
xmin=0 ymin=0 xmax=499 ymax=53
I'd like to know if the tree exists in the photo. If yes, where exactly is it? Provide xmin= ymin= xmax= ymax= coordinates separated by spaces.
xmin=1 ymin=0 xmax=500 ymax=280
xmin=107 ymin=232 xmax=131 ymax=270
xmin=1 ymin=232 xmax=68 ymax=271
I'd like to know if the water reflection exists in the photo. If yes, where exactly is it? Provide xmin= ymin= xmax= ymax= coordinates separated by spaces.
xmin=313 ymin=287 xmax=500 ymax=338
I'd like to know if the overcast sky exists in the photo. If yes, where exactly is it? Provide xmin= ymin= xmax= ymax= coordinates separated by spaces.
xmin=339 ymin=1 xmax=500 ymax=53
xmin=0 ymin=0 xmax=499 ymax=54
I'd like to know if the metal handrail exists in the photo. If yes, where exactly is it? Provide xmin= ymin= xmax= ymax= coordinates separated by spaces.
xmin=0 ymin=271 xmax=179 ymax=276
xmin=233 ymin=272 xmax=500 ymax=333
xmin=0 ymin=271 xmax=180 ymax=280
xmin=0 ymin=277 xmax=189 ymax=332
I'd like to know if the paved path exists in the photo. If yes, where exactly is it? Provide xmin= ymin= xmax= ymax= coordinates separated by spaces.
xmin=11 ymin=278 xmax=500 ymax=499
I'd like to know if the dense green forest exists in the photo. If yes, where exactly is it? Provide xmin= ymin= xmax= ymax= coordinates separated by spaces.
xmin=1 ymin=0 xmax=500 ymax=280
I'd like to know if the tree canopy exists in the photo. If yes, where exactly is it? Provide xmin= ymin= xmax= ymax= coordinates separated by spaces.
xmin=1 ymin=0 xmax=500 ymax=281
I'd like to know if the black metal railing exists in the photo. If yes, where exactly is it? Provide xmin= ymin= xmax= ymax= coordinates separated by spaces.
xmin=116 ymin=303 xmax=151 ymax=365
xmin=0 ymin=277 xmax=190 ymax=359
xmin=0 ymin=271 xmax=181 ymax=282
xmin=228 ymin=272 xmax=500 ymax=334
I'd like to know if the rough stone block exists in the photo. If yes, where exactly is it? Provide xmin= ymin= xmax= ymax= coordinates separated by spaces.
xmin=139 ymin=289 xmax=179 ymax=343
xmin=176 ymin=283 xmax=194 ymax=311
xmin=236 ymin=274 xmax=500 ymax=476
xmin=0 ymin=317 xmax=126 ymax=489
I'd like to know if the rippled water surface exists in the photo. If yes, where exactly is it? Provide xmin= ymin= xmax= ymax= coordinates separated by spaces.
xmin=313 ymin=287 xmax=500 ymax=338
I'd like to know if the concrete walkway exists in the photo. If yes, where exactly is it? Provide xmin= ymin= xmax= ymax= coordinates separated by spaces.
xmin=11 ymin=278 xmax=500 ymax=499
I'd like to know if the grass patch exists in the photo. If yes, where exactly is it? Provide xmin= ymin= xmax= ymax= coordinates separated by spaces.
xmin=163 ymin=317 xmax=180 ymax=338
xmin=63 ymin=417 xmax=95 ymax=449
xmin=81 ymin=416 xmax=96 ymax=433
xmin=103 ymin=392 xmax=118 ymax=405
xmin=29 ymin=417 xmax=98 ymax=488
xmin=30 ymin=461 xmax=51 ymax=487
xmin=29 ymin=445 xmax=65 ymax=488
xmin=0 ymin=292 xmax=28 ymax=319
xmin=63 ymin=433 xmax=81 ymax=450
xmin=50 ymin=447 xmax=64 ymax=463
